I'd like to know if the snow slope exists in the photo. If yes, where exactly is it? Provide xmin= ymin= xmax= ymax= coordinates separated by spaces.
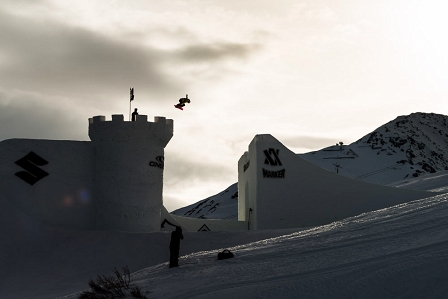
xmin=301 ymin=112 xmax=448 ymax=184
xmin=388 ymin=170 xmax=448 ymax=193
xmin=171 ymin=183 xmax=239 ymax=220
xmin=2 ymin=177 xmax=448 ymax=298
xmin=62 ymin=192 xmax=448 ymax=299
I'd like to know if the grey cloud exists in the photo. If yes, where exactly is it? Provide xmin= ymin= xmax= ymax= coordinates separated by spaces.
xmin=0 ymin=0 xmax=50 ymax=10
xmin=0 ymin=89 xmax=89 ymax=141
xmin=279 ymin=135 xmax=340 ymax=152
xmin=150 ymin=26 xmax=198 ymax=41
xmin=0 ymin=9 xmax=262 ymax=104
xmin=164 ymin=150 xmax=234 ymax=187
xmin=163 ymin=195 xmax=189 ymax=213
xmin=174 ymin=43 xmax=261 ymax=62
xmin=163 ymin=152 xmax=236 ymax=211
xmin=0 ymin=9 xmax=176 ymax=100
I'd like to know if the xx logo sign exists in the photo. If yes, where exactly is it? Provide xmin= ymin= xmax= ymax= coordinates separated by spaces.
xmin=263 ymin=148 xmax=282 ymax=166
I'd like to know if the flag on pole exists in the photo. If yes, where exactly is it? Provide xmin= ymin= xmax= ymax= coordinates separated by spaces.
xmin=130 ymin=88 xmax=134 ymax=101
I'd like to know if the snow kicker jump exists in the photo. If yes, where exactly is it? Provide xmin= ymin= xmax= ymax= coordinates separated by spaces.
xmin=237 ymin=134 xmax=438 ymax=230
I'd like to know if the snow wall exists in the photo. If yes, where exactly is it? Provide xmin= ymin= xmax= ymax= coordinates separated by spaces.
xmin=0 ymin=114 xmax=173 ymax=232
xmin=89 ymin=114 xmax=172 ymax=232
xmin=238 ymin=134 xmax=438 ymax=230
xmin=0 ymin=138 xmax=95 ymax=230
xmin=161 ymin=206 xmax=247 ymax=232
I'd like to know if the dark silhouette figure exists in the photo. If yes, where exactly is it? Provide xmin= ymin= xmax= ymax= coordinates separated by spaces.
xmin=132 ymin=108 xmax=138 ymax=121
xmin=178 ymin=94 xmax=190 ymax=107
xmin=169 ymin=226 xmax=184 ymax=268
xmin=174 ymin=94 xmax=191 ymax=110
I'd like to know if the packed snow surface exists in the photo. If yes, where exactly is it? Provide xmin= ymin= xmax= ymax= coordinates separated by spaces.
xmin=389 ymin=170 xmax=448 ymax=193
xmin=64 ymin=193 xmax=448 ymax=299
xmin=3 ymin=191 xmax=448 ymax=298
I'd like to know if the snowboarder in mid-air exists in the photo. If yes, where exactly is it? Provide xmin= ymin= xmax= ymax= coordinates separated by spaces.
xmin=174 ymin=94 xmax=190 ymax=110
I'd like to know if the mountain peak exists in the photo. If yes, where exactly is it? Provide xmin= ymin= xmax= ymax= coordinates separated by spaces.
xmin=348 ymin=112 xmax=448 ymax=180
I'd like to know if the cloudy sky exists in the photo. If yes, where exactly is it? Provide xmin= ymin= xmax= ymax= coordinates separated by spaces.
xmin=1 ymin=0 xmax=447 ymax=211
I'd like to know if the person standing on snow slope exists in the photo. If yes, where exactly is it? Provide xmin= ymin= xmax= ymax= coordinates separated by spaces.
xmin=169 ymin=226 xmax=184 ymax=268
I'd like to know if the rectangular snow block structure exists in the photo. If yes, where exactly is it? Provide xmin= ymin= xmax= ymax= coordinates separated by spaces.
xmin=0 ymin=114 xmax=174 ymax=233
xmin=238 ymin=134 xmax=438 ymax=230
xmin=0 ymin=139 xmax=95 ymax=230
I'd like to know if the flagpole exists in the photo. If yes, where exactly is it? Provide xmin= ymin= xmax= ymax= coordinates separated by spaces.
xmin=129 ymin=87 xmax=134 ymax=121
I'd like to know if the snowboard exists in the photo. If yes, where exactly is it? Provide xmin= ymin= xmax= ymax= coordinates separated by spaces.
xmin=174 ymin=105 xmax=183 ymax=110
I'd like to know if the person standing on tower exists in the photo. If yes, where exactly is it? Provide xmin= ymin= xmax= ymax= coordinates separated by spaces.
xmin=132 ymin=108 xmax=138 ymax=121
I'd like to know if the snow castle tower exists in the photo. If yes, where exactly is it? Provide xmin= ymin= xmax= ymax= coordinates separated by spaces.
xmin=88 ymin=114 xmax=173 ymax=232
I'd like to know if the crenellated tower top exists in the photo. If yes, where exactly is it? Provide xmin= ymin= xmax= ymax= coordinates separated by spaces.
xmin=88 ymin=114 xmax=173 ymax=147
xmin=88 ymin=113 xmax=174 ymax=232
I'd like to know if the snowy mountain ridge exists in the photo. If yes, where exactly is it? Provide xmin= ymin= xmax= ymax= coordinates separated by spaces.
xmin=172 ymin=112 xmax=448 ymax=219
xmin=171 ymin=183 xmax=238 ymax=219
xmin=303 ymin=112 xmax=448 ymax=184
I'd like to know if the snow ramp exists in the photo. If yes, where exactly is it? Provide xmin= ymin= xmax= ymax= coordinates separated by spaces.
xmin=238 ymin=134 xmax=441 ymax=230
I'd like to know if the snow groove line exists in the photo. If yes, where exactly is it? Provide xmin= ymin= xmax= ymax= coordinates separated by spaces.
xmin=354 ymin=163 xmax=401 ymax=180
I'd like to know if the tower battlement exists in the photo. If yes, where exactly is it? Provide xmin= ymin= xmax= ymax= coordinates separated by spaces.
xmin=88 ymin=114 xmax=173 ymax=148
xmin=88 ymin=113 xmax=174 ymax=232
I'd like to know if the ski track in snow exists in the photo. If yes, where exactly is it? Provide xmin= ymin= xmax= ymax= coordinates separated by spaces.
xmin=68 ymin=194 xmax=448 ymax=299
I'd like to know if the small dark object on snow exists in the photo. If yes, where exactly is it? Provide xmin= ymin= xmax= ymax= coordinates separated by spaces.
xmin=218 ymin=249 xmax=234 ymax=260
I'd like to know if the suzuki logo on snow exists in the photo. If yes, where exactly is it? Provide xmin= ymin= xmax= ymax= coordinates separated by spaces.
xmin=14 ymin=151 xmax=49 ymax=185
xmin=263 ymin=148 xmax=282 ymax=166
